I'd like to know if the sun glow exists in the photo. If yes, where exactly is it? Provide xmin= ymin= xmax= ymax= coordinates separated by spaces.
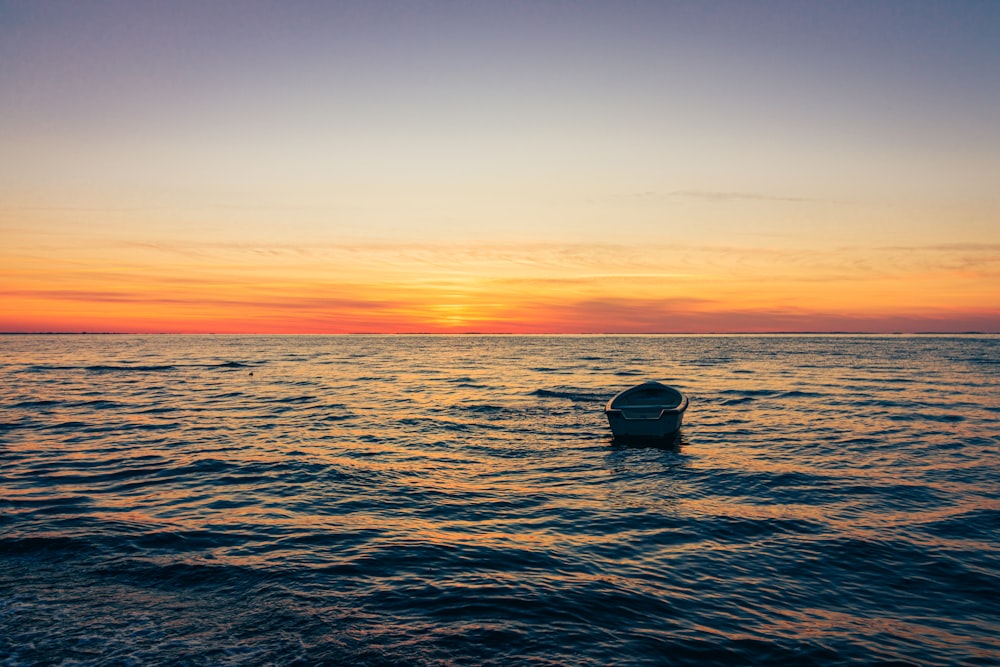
xmin=3 ymin=230 xmax=997 ymax=333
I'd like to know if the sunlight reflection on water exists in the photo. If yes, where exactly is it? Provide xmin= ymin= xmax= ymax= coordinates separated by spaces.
xmin=1 ymin=334 xmax=998 ymax=666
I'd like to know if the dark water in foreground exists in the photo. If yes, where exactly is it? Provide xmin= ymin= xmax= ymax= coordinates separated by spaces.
xmin=1 ymin=334 xmax=998 ymax=666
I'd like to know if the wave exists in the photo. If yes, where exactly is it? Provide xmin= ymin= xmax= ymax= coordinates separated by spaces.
xmin=720 ymin=396 xmax=757 ymax=405
xmin=886 ymin=412 xmax=966 ymax=423
xmin=531 ymin=388 xmax=607 ymax=402
xmin=459 ymin=404 xmax=513 ymax=415
xmin=10 ymin=398 xmax=63 ymax=409
xmin=86 ymin=364 xmax=178 ymax=373
xmin=265 ymin=395 xmax=319 ymax=405
xmin=919 ymin=508 xmax=1000 ymax=543
xmin=0 ymin=534 xmax=93 ymax=555
xmin=718 ymin=388 xmax=781 ymax=397
xmin=778 ymin=390 xmax=826 ymax=398
xmin=213 ymin=361 xmax=253 ymax=368
xmin=22 ymin=361 xmax=258 ymax=374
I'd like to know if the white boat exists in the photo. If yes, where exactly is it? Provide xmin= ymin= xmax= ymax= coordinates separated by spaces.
xmin=605 ymin=381 xmax=689 ymax=440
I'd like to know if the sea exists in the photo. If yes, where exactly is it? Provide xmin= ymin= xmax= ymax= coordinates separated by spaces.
xmin=1 ymin=334 xmax=997 ymax=666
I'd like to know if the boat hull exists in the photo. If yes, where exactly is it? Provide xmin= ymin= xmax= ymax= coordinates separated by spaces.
xmin=605 ymin=409 xmax=685 ymax=439
xmin=605 ymin=381 xmax=688 ymax=441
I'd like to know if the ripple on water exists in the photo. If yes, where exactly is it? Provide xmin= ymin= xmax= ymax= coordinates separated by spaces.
xmin=0 ymin=334 xmax=998 ymax=666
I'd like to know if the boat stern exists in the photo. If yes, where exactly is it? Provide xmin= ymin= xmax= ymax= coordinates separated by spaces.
xmin=604 ymin=383 xmax=689 ymax=441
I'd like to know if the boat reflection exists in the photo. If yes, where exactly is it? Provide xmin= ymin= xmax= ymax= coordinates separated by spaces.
xmin=608 ymin=429 xmax=688 ymax=451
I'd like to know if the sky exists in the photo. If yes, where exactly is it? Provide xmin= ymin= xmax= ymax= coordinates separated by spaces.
xmin=2 ymin=0 xmax=998 ymax=333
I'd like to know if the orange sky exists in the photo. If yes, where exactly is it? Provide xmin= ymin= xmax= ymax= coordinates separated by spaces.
xmin=4 ymin=230 xmax=997 ymax=333
xmin=2 ymin=3 xmax=998 ymax=333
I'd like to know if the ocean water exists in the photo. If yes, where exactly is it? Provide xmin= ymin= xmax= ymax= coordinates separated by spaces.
xmin=1 ymin=334 xmax=998 ymax=666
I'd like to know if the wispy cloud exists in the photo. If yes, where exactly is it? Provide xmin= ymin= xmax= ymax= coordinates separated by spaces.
xmin=522 ymin=298 xmax=1000 ymax=334
xmin=601 ymin=190 xmax=827 ymax=204
xmin=3 ymin=237 xmax=998 ymax=333
xmin=668 ymin=190 xmax=824 ymax=204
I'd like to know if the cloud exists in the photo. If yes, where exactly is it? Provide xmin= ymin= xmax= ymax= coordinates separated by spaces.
xmin=1 ymin=288 xmax=404 ymax=311
xmin=4 ymin=286 xmax=997 ymax=333
xmin=4 ymin=236 xmax=998 ymax=333
xmin=522 ymin=297 xmax=1000 ymax=334
xmin=668 ymin=190 xmax=823 ymax=204
xmin=598 ymin=190 xmax=829 ymax=205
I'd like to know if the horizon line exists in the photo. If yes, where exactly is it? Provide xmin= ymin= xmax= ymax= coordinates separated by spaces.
xmin=2 ymin=331 xmax=995 ymax=336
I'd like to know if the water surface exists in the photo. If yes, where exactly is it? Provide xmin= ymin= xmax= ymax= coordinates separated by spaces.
xmin=2 ymin=335 xmax=998 ymax=665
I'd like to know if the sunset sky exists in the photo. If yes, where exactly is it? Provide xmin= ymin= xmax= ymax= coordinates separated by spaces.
xmin=2 ymin=1 xmax=998 ymax=333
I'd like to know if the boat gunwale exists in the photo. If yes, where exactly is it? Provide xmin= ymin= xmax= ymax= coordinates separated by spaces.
xmin=605 ymin=381 xmax=688 ymax=418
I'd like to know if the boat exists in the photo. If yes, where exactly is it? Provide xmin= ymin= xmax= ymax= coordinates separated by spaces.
xmin=605 ymin=381 xmax=689 ymax=440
